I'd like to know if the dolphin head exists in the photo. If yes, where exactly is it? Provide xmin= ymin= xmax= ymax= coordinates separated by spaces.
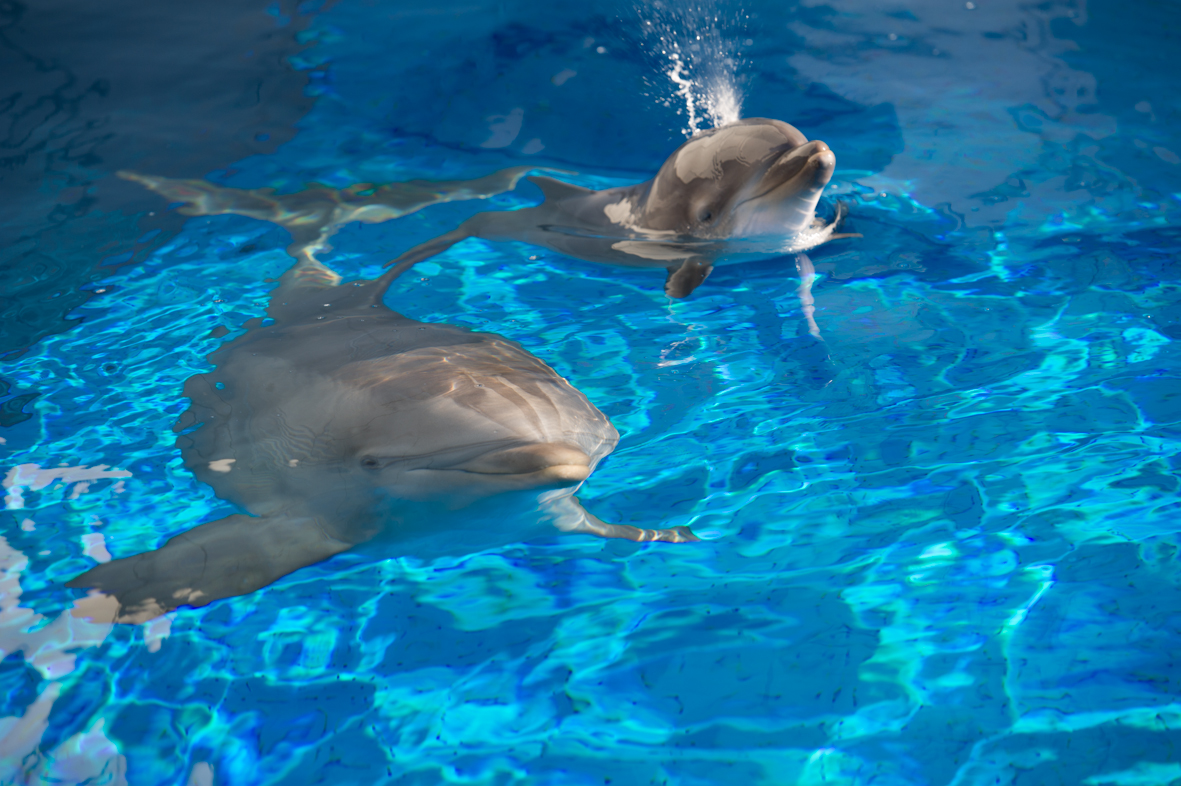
xmin=640 ymin=118 xmax=835 ymax=238
xmin=315 ymin=341 xmax=619 ymax=510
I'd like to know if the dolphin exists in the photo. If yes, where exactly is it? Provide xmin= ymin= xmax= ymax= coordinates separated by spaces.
xmin=387 ymin=118 xmax=858 ymax=298
xmin=117 ymin=166 xmax=556 ymax=272
xmin=68 ymin=257 xmax=696 ymax=624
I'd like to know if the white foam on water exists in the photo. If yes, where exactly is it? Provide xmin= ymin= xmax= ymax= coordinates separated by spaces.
xmin=638 ymin=0 xmax=747 ymax=135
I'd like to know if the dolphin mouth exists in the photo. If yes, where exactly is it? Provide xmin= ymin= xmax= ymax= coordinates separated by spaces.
xmin=741 ymin=140 xmax=835 ymax=205
xmin=442 ymin=443 xmax=593 ymax=487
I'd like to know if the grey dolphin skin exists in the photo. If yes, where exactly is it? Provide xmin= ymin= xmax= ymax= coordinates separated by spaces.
xmin=68 ymin=258 xmax=696 ymax=624
xmin=387 ymin=118 xmax=858 ymax=298
xmin=117 ymin=166 xmax=556 ymax=271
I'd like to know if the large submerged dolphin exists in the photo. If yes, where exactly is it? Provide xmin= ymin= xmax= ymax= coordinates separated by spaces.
xmin=69 ymin=258 xmax=695 ymax=624
xmin=388 ymin=118 xmax=857 ymax=298
xmin=117 ymin=166 xmax=552 ymax=270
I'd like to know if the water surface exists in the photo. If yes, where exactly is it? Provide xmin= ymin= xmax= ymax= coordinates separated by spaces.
xmin=2 ymin=0 xmax=1180 ymax=784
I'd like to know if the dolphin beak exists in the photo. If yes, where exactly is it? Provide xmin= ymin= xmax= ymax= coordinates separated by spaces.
xmin=731 ymin=139 xmax=836 ymax=235
xmin=452 ymin=444 xmax=593 ymax=487
xmin=803 ymin=141 xmax=836 ymax=187
xmin=756 ymin=140 xmax=835 ymax=197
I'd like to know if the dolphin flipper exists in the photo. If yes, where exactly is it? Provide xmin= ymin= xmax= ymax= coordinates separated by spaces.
xmin=67 ymin=514 xmax=353 ymax=623
xmin=817 ymin=202 xmax=862 ymax=243
xmin=663 ymin=258 xmax=714 ymax=298
xmin=567 ymin=514 xmax=700 ymax=543
xmin=550 ymin=496 xmax=699 ymax=543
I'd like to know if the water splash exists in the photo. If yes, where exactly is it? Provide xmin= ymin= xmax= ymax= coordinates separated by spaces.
xmin=639 ymin=0 xmax=746 ymax=136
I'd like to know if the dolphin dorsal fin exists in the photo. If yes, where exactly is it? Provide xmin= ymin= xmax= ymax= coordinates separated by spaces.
xmin=527 ymin=175 xmax=593 ymax=203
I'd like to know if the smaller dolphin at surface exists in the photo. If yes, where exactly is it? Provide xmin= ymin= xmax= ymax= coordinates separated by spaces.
xmin=117 ymin=166 xmax=556 ymax=272
xmin=387 ymin=118 xmax=859 ymax=299
xmin=68 ymin=256 xmax=696 ymax=624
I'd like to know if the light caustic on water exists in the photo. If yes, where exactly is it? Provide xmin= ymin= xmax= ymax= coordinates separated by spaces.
xmin=640 ymin=0 xmax=747 ymax=135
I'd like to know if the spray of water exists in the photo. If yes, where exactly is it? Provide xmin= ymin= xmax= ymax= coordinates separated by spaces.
xmin=638 ymin=0 xmax=747 ymax=136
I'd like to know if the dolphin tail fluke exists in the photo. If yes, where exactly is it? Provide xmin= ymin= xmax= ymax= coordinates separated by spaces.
xmin=66 ymin=513 xmax=353 ymax=624
xmin=663 ymin=258 xmax=714 ymax=298
xmin=117 ymin=170 xmax=278 ymax=217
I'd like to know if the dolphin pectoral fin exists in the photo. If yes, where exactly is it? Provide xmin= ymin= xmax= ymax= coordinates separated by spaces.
xmin=65 ymin=513 xmax=353 ymax=623
xmin=819 ymin=201 xmax=862 ymax=242
xmin=663 ymin=258 xmax=714 ymax=298
xmin=567 ymin=512 xmax=700 ymax=544
xmin=552 ymin=497 xmax=700 ymax=544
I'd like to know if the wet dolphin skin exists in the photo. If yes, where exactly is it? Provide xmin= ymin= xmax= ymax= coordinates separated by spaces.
xmin=389 ymin=118 xmax=855 ymax=298
xmin=69 ymin=259 xmax=696 ymax=624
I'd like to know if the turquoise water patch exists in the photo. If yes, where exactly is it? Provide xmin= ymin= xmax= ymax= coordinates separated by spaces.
xmin=2 ymin=0 xmax=1181 ymax=784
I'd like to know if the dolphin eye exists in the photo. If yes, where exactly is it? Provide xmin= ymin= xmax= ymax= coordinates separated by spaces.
xmin=699 ymin=209 xmax=713 ymax=222
xmin=360 ymin=456 xmax=380 ymax=469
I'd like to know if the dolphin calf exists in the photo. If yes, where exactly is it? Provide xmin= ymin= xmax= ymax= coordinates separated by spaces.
xmin=68 ymin=258 xmax=695 ymax=624
xmin=117 ymin=166 xmax=554 ymax=271
xmin=387 ymin=118 xmax=857 ymax=298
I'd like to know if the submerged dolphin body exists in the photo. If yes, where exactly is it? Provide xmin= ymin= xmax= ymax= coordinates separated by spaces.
xmin=388 ymin=118 xmax=857 ymax=298
xmin=117 ymin=166 xmax=550 ymax=272
xmin=69 ymin=259 xmax=695 ymax=624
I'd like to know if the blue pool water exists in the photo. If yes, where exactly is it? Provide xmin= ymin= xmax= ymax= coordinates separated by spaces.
xmin=2 ymin=0 xmax=1181 ymax=783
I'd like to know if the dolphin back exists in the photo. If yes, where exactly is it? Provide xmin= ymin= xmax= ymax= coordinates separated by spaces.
xmin=69 ymin=240 xmax=696 ymax=624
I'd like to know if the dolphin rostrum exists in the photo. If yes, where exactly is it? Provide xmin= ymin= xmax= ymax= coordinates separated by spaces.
xmin=117 ymin=166 xmax=556 ymax=273
xmin=68 ymin=257 xmax=696 ymax=624
xmin=387 ymin=118 xmax=858 ymax=299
